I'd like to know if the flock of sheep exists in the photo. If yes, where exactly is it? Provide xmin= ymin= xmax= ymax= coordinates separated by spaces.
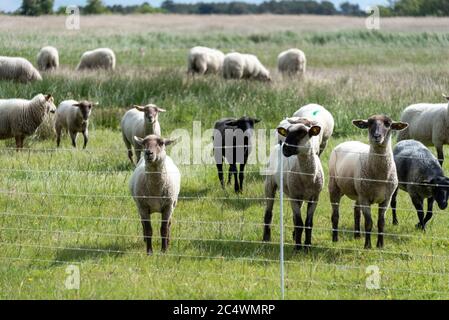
xmin=1 ymin=45 xmax=449 ymax=255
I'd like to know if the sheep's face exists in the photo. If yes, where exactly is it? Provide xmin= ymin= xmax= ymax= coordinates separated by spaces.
xmin=133 ymin=135 xmax=175 ymax=164
xmin=258 ymin=71 xmax=272 ymax=82
xmin=73 ymin=101 xmax=95 ymax=123
xmin=278 ymin=118 xmax=321 ymax=157
xmin=353 ymin=115 xmax=408 ymax=147
xmin=44 ymin=94 xmax=56 ymax=114
xmin=135 ymin=104 xmax=166 ymax=124
xmin=431 ymin=176 xmax=449 ymax=210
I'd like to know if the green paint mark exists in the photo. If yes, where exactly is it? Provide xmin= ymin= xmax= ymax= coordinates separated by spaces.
xmin=312 ymin=110 xmax=320 ymax=116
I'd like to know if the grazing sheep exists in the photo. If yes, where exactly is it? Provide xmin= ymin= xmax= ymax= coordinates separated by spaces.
xmin=37 ymin=46 xmax=59 ymax=71
xmin=277 ymin=48 xmax=306 ymax=77
xmin=0 ymin=56 xmax=42 ymax=83
xmin=187 ymin=46 xmax=225 ymax=75
xmin=328 ymin=115 xmax=408 ymax=248
xmin=213 ymin=116 xmax=260 ymax=193
xmin=129 ymin=134 xmax=180 ymax=254
xmin=0 ymin=94 xmax=56 ymax=148
xmin=263 ymin=118 xmax=324 ymax=250
xmin=392 ymin=139 xmax=449 ymax=229
xmin=55 ymin=100 xmax=95 ymax=149
xmin=76 ymin=48 xmax=116 ymax=71
xmin=121 ymin=104 xmax=166 ymax=164
xmin=397 ymin=94 xmax=449 ymax=165
xmin=223 ymin=52 xmax=271 ymax=81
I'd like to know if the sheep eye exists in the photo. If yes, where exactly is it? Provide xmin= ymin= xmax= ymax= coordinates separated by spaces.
xmin=384 ymin=121 xmax=391 ymax=127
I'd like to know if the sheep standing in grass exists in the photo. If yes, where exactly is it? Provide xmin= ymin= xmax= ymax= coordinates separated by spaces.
xmin=130 ymin=134 xmax=180 ymax=254
xmin=277 ymin=48 xmax=306 ymax=77
xmin=263 ymin=118 xmax=324 ymax=250
xmin=397 ymin=94 xmax=449 ymax=165
xmin=0 ymin=94 xmax=56 ymax=149
xmin=328 ymin=115 xmax=408 ymax=249
xmin=55 ymin=100 xmax=95 ymax=149
xmin=391 ymin=139 xmax=449 ymax=229
xmin=121 ymin=104 xmax=166 ymax=164
xmin=37 ymin=46 xmax=59 ymax=71
xmin=0 ymin=56 xmax=42 ymax=82
xmin=76 ymin=48 xmax=116 ymax=71
xmin=223 ymin=52 xmax=271 ymax=81
xmin=187 ymin=46 xmax=225 ymax=75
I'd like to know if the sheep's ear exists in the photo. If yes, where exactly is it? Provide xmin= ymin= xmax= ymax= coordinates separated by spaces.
xmin=224 ymin=120 xmax=238 ymax=126
xmin=309 ymin=125 xmax=321 ymax=137
xmin=93 ymin=102 xmax=99 ymax=106
xmin=45 ymin=94 xmax=52 ymax=101
xmin=391 ymin=122 xmax=408 ymax=131
xmin=156 ymin=107 xmax=166 ymax=113
xmin=277 ymin=127 xmax=288 ymax=137
xmin=133 ymin=136 xmax=144 ymax=146
xmin=134 ymin=105 xmax=145 ymax=112
xmin=352 ymin=119 xmax=368 ymax=129
xmin=163 ymin=138 xmax=177 ymax=146
xmin=253 ymin=118 xmax=261 ymax=124
xmin=72 ymin=103 xmax=81 ymax=107
xmin=443 ymin=93 xmax=449 ymax=101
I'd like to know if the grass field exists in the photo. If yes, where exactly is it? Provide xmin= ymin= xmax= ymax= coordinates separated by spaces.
xmin=1 ymin=14 xmax=449 ymax=299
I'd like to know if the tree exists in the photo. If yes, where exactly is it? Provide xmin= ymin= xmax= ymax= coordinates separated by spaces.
xmin=83 ymin=0 xmax=108 ymax=14
xmin=20 ymin=0 xmax=54 ymax=16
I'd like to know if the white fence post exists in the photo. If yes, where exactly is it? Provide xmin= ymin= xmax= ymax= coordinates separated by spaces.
xmin=279 ymin=142 xmax=285 ymax=300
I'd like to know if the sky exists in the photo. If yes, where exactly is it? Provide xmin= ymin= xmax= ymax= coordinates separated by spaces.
xmin=0 ymin=0 xmax=389 ymax=13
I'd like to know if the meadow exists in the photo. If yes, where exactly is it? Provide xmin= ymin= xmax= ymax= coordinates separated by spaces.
xmin=1 ymin=14 xmax=449 ymax=299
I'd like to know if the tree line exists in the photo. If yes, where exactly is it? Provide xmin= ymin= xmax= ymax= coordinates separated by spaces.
xmin=8 ymin=0 xmax=449 ymax=17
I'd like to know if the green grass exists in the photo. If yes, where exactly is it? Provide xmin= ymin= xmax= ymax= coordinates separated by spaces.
xmin=1 ymin=18 xmax=449 ymax=299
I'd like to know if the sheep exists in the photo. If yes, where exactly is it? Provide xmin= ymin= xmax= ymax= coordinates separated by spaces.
xmin=277 ymin=48 xmax=306 ymax=77
xmin=223 ymin=52 xmax=271 ymax=81
xmin=213 ymin=116 xmax=260 ymax=193
xmin=391 ymin=139 xmax=449 ymax=230
xmin=187 ymin=46 xmax=225 ymax=75
xmin=0 ymin=56 xmax=42 ymax=83
xmin=129 ymin=134 xmax=180 ymax=254
xmin=0 ymin=94 xmax=56 ymax=149
xmin=76 ymin=48 xmax=116 ymax=71
xmin=328 ymin=115 xmax=408 ymax=249
xmin=397 ymin=94 xmax=449 ymax=165
xmin=121 ymin=104 xmax=166 ymax=164
xmin=55 ymin=100 xmax=95 ymax=149
xmin=37 ymin=46 xmax=59 ymax=71
xmin=263 ymin=117 xmax=324 ymax=250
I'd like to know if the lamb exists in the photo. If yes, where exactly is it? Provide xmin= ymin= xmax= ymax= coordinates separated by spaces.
xmin=129 ymin=134 xmax=180 ymax=254
xmin=328 ymin=115 xmax=408 ymax=249
xmin=55 ymin=100 xmax=95 ymax=149
xmin=0 ymin=56 xmax=42 ymax=83
xmin=263 ymin=118 xmax=324 ymax=250
xmin=391 ymin=139 xmax=449 ymax=230
xmin=223 ymin=52 xmax=271 ymax=81
xmin=213 ymin=116 xmax=260 ymax=193
xmin=187 ymin=46 xmax=225 ymax=75
xmin=76 ymin=48 xmax=116 ymax=71
xmin=121 ymin=104 xmax=166 ymax=164
xmin=37 ymin=46 xmax=59 ymax=71
xmin=397 ymin=94 xmax=449 ymax=165
xmin=277 ymin=48 xmax=306 ymax=77
xmin=0 ymin=94 xmax=56 ymax=148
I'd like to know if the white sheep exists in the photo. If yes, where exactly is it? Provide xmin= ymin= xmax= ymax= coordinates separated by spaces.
xmin=0 ymin=56 xmax=42 ymax=83
xmin=0 ymin=94 xmax=56 ymax=148
xmin=328 ymin=115 xmax=408 ymax=249
xmin=76 ymin=48 xmax=116 ymax=71
xmin=55 ymin=100 xmax=95 ymax=149
xmin=223 ymin=52 xmax=271 ymax=81
xmin=187 ymin=46 xmax=225 ymax=75
xmin=121 ymin=104 xmax=166 ymax=164
xmin=277 ymin=48 xmax=306 ymax=77
xmin=129 ymin=134 xmax=180 ymax=254
xmin=37 ymin=46 xmax=59 ymax=71
xmin=397 ymin=94 xmax=449 ymax=165
xmin=263 ymin=118 xmax=324 ymax=250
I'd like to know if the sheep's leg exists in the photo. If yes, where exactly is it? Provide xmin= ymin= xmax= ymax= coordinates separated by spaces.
xmin=227 ymin=170 xmax=232 ymax=185
xmin=135 ymin=148 xmax=142 ymax=165
xmin=436 ymin=145 xmax=444 ymax=166
xmin=82 ymin=129 xmax=88 ymax=149
xmin=291 ymin=199 xmax=304 ymax=251
xmin=216 ymin=163 xmax=225 ymax=189
xmin=229 ymin=164 xmax=239 ymax=193
xmin=263 ymin=181 xmax=277 ymax=242
xmin=69 ymin=131 xmax=77 ymax=148
xmin=360 ymin=200 xmax=373 ymax=249
xmin=56 ymin=126 xmax=62 ymax=147
xmin=304 ymin=198 xmax=317 ymax=251
xmin=14 ymin=136 xmax=23 ymax=150
xmin=411 ymin=196 xmax=425 ymax=230
xmin=354 ymin=201 xmax=362 ymax=239
xmin=330 ymin=187 xmax=342 ymax=242
xmin=422 ymin=197 xmax=434 ymax=229
xmin=238 ymin=163 xmax=245 ymax=192
xmin=141 ymin=217 xmax=153 ymax=255
xmin=376 ymin=201 xmax=388 ymax=249
xmin=161 ymin=208 xmax=173 ymax=252
xmin=391 ymin=187 xmax=399 ymax=225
